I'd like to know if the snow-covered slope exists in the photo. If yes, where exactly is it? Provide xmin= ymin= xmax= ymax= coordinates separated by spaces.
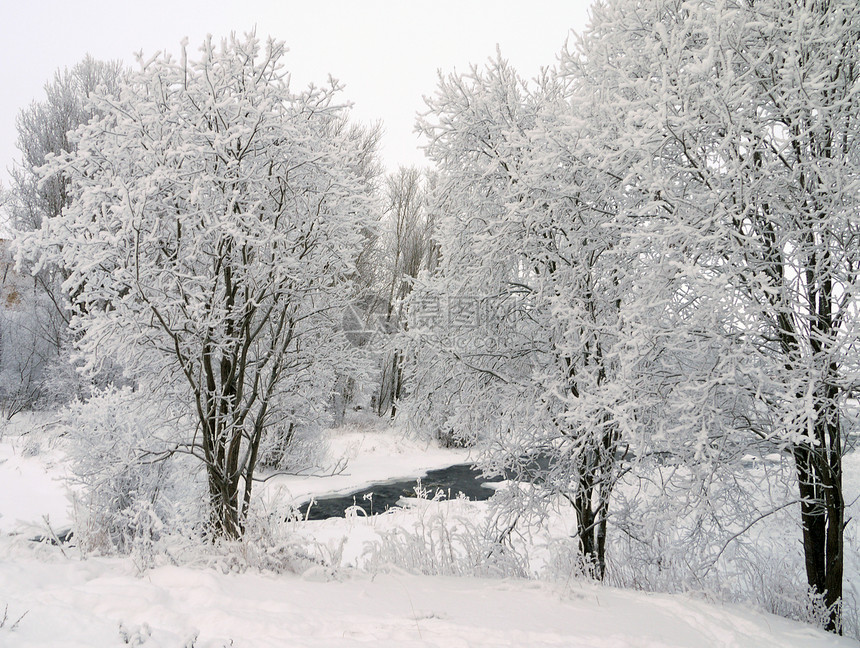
xmin=0 ymin=551 xmax=854 ymax=648
xmin=0 ymin=415 xmax=856 ymax=647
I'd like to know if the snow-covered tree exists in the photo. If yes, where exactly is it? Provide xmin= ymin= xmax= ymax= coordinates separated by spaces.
xmin=10 ymin=55 xmax=126 ymax=233
xmin=572 ymin=0 xmax=860 ymax=631
xmin=7 ymin=56 xmax=127 ymax=405
xmin=20 ymin=34 xmax=378 ymax=539
xmin=409 ymin=53 xmax=637 ymax=578
xmin=372 ymin=166 xmax=437 ymax=417
xmin=322 ymin=118 xmax=383 ymax=424
xmin=0 ymin=303 xmax=55 ymax=419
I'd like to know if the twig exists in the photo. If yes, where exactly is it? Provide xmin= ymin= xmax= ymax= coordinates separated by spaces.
xmin=0 ymin=604 xmax=29 ymax=631
xmin=253 ymin=456 xmax=350 ymax=483
xmin=10 ymin=610 xmax=28 ymax=631
xmin=41 ymin=515 xmax=69 ymax=558
xmin=706 ymin=499 xmax=800 ymax=569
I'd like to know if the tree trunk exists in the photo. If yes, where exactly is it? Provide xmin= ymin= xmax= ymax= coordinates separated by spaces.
xmin=376 ymin=349 xmax=400 ymax=418
xmin=792 ymin=399 xmax=843 ymax=633
xmin=207 ymin=464 xmax=242 ymax=540
xmin=572 ymin=449 xmax=612 ymax=581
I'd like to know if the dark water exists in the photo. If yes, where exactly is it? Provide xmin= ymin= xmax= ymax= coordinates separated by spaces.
xmin=297 ymin=463 xmax=502 ymax=521
xmin=30 ymin=528 xmax=74 ymax=545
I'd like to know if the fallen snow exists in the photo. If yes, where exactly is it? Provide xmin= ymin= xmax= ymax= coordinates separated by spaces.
xmin=0 ymin=415 xmax=72 ymax=535
xmin=0 ymin=546 xmax=854 ymax=648
xmin=0 ymin=414 xmax=857 ymax=647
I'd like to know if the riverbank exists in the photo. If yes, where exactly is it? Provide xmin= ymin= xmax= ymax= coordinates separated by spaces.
xmin=258 ymin=413 xmax=472 ymax=508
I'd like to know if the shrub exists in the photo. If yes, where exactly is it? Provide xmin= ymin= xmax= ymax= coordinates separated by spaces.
xmin=63 ymin=387 xmax=202 ymax=558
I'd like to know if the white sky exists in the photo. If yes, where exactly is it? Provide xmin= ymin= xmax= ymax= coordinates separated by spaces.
xmin=0 ymin=0 xmax=593 ymax=188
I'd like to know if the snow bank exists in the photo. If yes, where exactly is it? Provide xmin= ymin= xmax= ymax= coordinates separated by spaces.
xmin=0 ymin=546 xmax=853 ymax=648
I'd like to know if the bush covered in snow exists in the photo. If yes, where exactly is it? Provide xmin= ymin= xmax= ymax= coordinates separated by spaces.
xmin=62 ymin=388 xmax=203 ymax=559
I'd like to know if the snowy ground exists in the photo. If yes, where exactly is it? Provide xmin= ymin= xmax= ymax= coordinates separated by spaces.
xmin=1 ymin=550 xmax=854 ymax=648
xmin=0 ymin=414 xmax=857 ymax=647
xmin=0 ymin=414 xmax=72 ymax=537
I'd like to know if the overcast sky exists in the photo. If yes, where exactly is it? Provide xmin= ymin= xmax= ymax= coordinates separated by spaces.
xmin=0 ymin=1 xmax=592 ymax=187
